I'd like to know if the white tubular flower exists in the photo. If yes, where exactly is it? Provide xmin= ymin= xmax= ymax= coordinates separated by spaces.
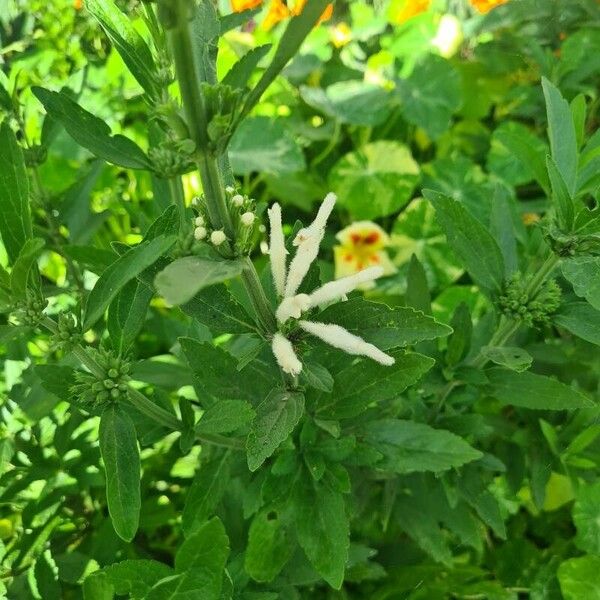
xmin=272 ymin=333 xmax=303 ymax=376
xmin=211 ymin=230 xmax=227 ymax=246
xmin=298 ymin=320 xmax=395 ymax=366
xmin=241 ymin=211 xmax=255 ymax=227
xmin=308 ymin=266 xmax=384 ymax=308
xmin=276 ymin=294 xmax=310 ymax=323
xmin=194 ymin=226 xmax=207 ymax=240
xmin=268 ymin=203 xmax=287 ymax=297
xmin=313 ymin=192 xmax=337 ymax=230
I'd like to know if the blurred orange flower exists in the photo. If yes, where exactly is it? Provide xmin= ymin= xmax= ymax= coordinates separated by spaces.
xmin=263 ymin=0 xmax=333 ymax=31
xmin=232 ymin=0 xmax=263 ymax=12
xmin=470 ymin=0 xmax=508 ymax=13
xmin=334 ymin=222 xmax=396 ymax=283
xmin=74 ymin=0 xmax=83 ymax=9
xmin=393 ymin=0 xmax=430 ymax=24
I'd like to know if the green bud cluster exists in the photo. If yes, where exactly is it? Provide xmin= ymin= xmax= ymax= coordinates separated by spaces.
xmin=544 ymin=225 xmax=600 ymax=257
xmin=201 ymin=83 xmax=244 ymax=155
xmin=51 ymin=312 xmax=83 ymax=350
xmin=13 ymin=295 xmax=48 ymax=327
xmin=148 ymin=139 xmax=195 ymax=178
xmin=71 ymin=349 xmax=131 ymax=409
xmin=498 ymin=275 xmax=562 ymax=326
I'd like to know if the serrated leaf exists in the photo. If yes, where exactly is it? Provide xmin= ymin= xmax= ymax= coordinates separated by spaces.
xmin=99 ymin=405 xmax=141 ymax=542
xmin=481 ymin=346 xmax=533 ymax=372
xmin=300 ymin=361 xmax=334 ymax=393
xmin=424 ymin=189 xmax=505 ymax=294
xmin=32 ymin=87 xmax=152 ymax=170
xmin=0 ymin=121 xmax=33 ymax=262
xmin=85 ymin=0 xmax=158 ymax=96
xmin=83 ymin=235 xmax=175 ymax=331
xmin=547 ymin=154 xmax=575 ymax=231
xmin=223 ymin=45 xmax=271 ymax=90
xmin=96 ymin=560 xmax=174 ymax=599
xmin=195 ymin=400 xmax=254 ymax=434
xmin=562 ymin=256 xmax=600 ymax=310
xmin=154 ymin=256 xmax=245 ymax=306
xmin=246 ymin=389 xmax=305 ymax=471
xmin=362 ymin=419 xmax=482 ymax=473
xmin=487 ymin=368 xmax=594 ymax=410
xmin=554 ymin=302 xmax=600 ymax=346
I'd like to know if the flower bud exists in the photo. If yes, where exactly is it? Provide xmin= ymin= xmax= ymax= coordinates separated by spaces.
xmin=232 ymin=194 xmax=244 ymax=207
xmin=211 ymin=230 xmax=227 ymax=246
xmin=241 ymin=211 xmax=255 ymax=227
xmin=194 ymin=215 xmax=205 ymax=226
xmin=194 ymin=226 xmax=207 ymax=240
xmin=225 ymin=185 xmax=235 ymax=194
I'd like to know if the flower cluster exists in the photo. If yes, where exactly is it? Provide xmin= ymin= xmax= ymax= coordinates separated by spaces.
xmin=192 ymin=186 xmax=259 ymax=256
xmin=268 ymin=194 xmax=395 ymax=376
xmin=231 ymin=0 xmax=333 ymax=31
xmin=12 ymin=294 xmax=48 ymax=327
xmin=51 ymin=312 xmax=83 ymax=351
xmin=498 ymin=275 xmax=562 ymax=326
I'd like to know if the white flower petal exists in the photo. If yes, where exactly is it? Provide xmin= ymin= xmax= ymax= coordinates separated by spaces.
xmin=268 ymin=203 xmax=287 ymax=297
xmin=298 ymin=320 xmax=395 ymax=366
xmin=308 ymin=266 xmax=384 ymax=308
xmin=271 ymin=332 xmax=303 ymax=375
xmin=276 ymin=294 xmax=310 ymax=323
xmin=284 ymin=228 xmax=324 ymax=297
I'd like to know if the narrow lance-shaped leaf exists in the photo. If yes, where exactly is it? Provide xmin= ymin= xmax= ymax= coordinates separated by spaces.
xmin=32 ymin=87 xmax=153 ymax=170
xmin=547 ymin=155 xmax=575 ymax=232
xmin=99 ymin=405 xmax=141 ymax=542
xmin=85 ymin=0 xmax=159 ymax=97
xmin=10 ymin=238 xmax=45 ymax=300
xmin=223 ymin=44 xmax=272 ymax=90
xmin=542 ymin=77 xmax=578 ymax=195
xmin=424 ymin=189 xmax=505 ymax=295
xmin=0 ymin=121 xmax=33 ymax=263
xmin=83 ymin=234 xmax=176 ymax=331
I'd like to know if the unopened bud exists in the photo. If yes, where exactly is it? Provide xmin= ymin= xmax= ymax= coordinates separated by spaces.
xmin=232 ymin=194 xmax=244 ymax=207
xmin=225 ymin=186 xmax=235 ymax=194
xmin=194 ymin=216 xmax=204 ymax=226
xmin=194 ymin=226 xmax=207 ymax=240
xmin=211 ymin=230 xmax=227 ymax=246
xmin=241 ymin=212 xmax=255 ymax=227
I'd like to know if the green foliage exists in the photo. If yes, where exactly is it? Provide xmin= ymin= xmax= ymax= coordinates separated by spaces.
xmin=2 ymin=0 xmax=600 ymax=598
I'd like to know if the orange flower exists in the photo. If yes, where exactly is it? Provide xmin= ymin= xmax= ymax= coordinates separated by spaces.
xmin=392 ymin=0 xmax=430 ymax=24
xmin=74 ymin=0 xmax=83 ymax=9
xmin=470 ymin=0 xmax=508 ymax=14
xmin=231 ymin=0 xmax=263 ymax=12
xmin=263 ymin=0 xmax=333 ymax=31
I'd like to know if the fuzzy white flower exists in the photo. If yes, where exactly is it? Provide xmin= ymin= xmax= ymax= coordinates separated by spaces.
xmin=272 ymin=333 xmax=303 ymax=376
xmin=211 ymin=230 xmax=227 ymax=246
xmin=299 ymin=320 xmax=394 ymax=366
xmin=267 ymin=193 xmax=393 ymax=376
xmin=225 ymin=185 xmax=235 ymax=194
xmin=284 ymin=193 xmax=337 ymax=298
xmin=232 ymin=194 xmax=244 ymax=207
xmin=276 ymin=294 xmax=310 ymax=323
xmin=241 ymin=211 xmax=255 ymax=227
xmin=194 ymin=215 xmax=205 ymax=226
xmin=308 ymin=266 xmax=384 ymax=308
xmin=268 ymin=203 xmax=287 ymax=297
xmin=194 ymin=226 xmax=207 ymax=240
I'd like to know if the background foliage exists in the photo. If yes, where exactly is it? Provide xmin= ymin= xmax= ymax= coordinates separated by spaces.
xmin=1 ymin=0 xmax=600 ymax=598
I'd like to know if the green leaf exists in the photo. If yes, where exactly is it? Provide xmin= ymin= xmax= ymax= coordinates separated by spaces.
xmin=97 ymin=560 xmax=174 ymax=599
xmin=223 ymin=45 xmax=271 ymax=90
xmin=229 ymin=117 xmax=305 ymax=175
xmin=179 ymin=338 xmax=275 ymax=405
xmin=294 ymin=477 xmax=349 ymax=589
xmin=405 ymin=254 xmax=431 ymax=314
xmin=558 ymin=556 xmax=600 ymax=600
xmin=0 ymin=438 xmax=14 ymax=476
xmin=35 ymin=365 xmax=78 ymax=402
xmin=542 ymin=77 xmax=578 ymax=195
xmin=481 ymin=346 xmax=533 ymax=372
xmin=0 ymin=120 xmax=33 ymax=263
xmin=322 ymin=350 xmax=435 ymax=419
xmin=398 ymin=54 xmax=462 ymax=139
xmin=573 ymin=480 xmax=600 ymax=554
xmin=190 ymin=0 xmax=219 ymax=85
xmin=10 ymin=238 xmax=44 ymax=300
xmin=219 ymin=7 xmax=261 ymax=33
xmin=32 ymin=87 xmax=152 ymax=170
xmin=182 ymin=454 xmax=231 ymax=536
xmin=195 ymin=400 xmax=254 ymax=434
xmin=246 ymin=389 xmax=305 ymax=471
xmin=85 ymin=0 xmax=158 ymax=96
xmin=490 ymin=185 xmax=518 ymax=277
xmin=238 ymin=0 xmax=332 ymax=121
xmin=562 ymin=256 xmax=600 ymax=310
xmin=547 ymin=155 xmax=575 ymax=231
xmin=99 ymin=405 xmax=141 ymax=542
xmin=181 ymin=283 xmax=256 ymax=335
xmin=446 ymin=303 xmax=472 ymax=367
xmin=329 ymin=141 xmax=419 ymax=220
xmin=316 ymin=299 xmax=451 ymax=350
xmin=33 ymin=550 xmax=61 ymax=600
xmin=174 ymin=517 xmax=229 ymax=598
xmin=244 ymin=509 xmax=295 ymax=583
xmin=301 ymin=81 xmax=393 ymax=127
xmin=571 ymin=93 xmax=587 ymax=149
xmin=107 ymin=279 xmax=153 ymax=354
xmin=362 ymin=419 xmax=482 ymax=473
xmin=154 ymin=256 xmax=245 ymax=306
xmin=554 ymin=302 xmax=600 ymax=346
xmin=83 ymin=235 xmax=175 ymax=331
xmin=299 ymin=361 xmax=334 ymax=393
xmin=424 ymin=189 xmax=505 ymax=294
xmin=487 ymin=368 xmax=594 ymax=410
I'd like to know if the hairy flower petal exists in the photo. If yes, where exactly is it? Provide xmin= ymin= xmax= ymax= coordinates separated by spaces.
xmin=308 ymin=266 xmax=384 ymax=308
xmin=271 ymin=332 xmax=303 ymax=375
xmin=298 ymin=320 xmax=395 ymax=366
xmin=268 ymin=203 xmax=287 ymax=297
xmin=276 ymin=294 xmax=311 ymax=323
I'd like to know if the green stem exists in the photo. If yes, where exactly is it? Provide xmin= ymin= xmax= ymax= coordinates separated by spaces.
xmin=524 ymin=253 xmax=560 ymax=297
xmin=167 ymin=176 xmax=187 ymax=230
xmin=241 ymin=257 xmax=277 ymax=334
